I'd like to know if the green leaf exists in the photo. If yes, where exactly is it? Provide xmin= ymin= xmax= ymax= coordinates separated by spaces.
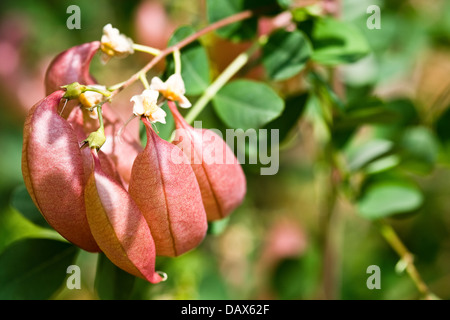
xmin=212 ymin=80 xmax=284 ymax=130
xmin=10 ymin=184 xmax=51 ymax=229
xmin=166 ymin=26 xmax=210 ymax=96
xmin=155 ymin=102 xmax=175 ymax=141
xmin=0 ymin=206 xmax=62 ymax=254
xmin=346 ymin=139 xmax=394 ymax=172
xmin=94 ymin=253 xmax=136 ymax=300
xmin=335 ymin=98 xmax=397 ymax=130
xmin=358 ymin=180 xmax=424 ymax=219
xmin=277 ymin=0 xmax=292 ymax=9
xmin=434 ymin=103 xmax=450 ymax=143
xmin=139 ymin=102 xmax=175 ymax=145
xmin=264 ymin=92 xmax=308 ymax=144
xmin=207 ymin=216 xmax=231 ymax=235
xmin=0 ymin=238 xmax=78 ymax=299
xmin=262 ymin=29 xmax=312 ymax=81
xmin=311 ymin=18 xmax=370 ymax=65
xmin=373 ymin=99 xmax=419 ymax=140
xmin=399 ymin=127 xmax=439 ymax=175
xmin=365 ymin=155 xmax=401 ymax=175
xmin=207 ymin=0 xmax=257 ymax=41
xmin=332 ymin=97 xmax=391 ymax=149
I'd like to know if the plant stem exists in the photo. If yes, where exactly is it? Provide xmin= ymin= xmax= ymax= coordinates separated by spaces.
xmin=184 ymin=41 xmax=260 ymax=125
xmin=317 ymin=143 xmax=342 ymax=300
xmin=132 ymin=43 xmax=161 ymax=56
xmin=109 ymin=10 xmax=254 ymax=98
xmin=319 ymin=171 xmax=338 ymax=299
xmin=85 ymin=86 xmax=111 ymax=98
xmin=139 ymin=73 xmax=150 ymax=90
xmin=317 ymin=0 xmax=345 ymax=300
xmin=173 ymin=49 xmax=182 ymax=75
xmin=377 ymin=221 xmax=437 ymax=299
xmin=97 ymin=104 xmax=104 ymax=132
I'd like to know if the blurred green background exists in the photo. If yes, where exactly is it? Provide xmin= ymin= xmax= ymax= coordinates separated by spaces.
xmin=0 ymin=0 xmax=449 ymax=300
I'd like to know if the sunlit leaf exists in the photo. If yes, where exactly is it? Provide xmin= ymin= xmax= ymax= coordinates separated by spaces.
xmin=212 ymin=80 xmax=284 ymax=130
xmin=346 ymin=139 xmax=394 ymax=172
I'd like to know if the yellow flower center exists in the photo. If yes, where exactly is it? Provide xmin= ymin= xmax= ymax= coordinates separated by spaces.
xmin=143 ymin=96 xmax=159 ymax=117
xmin=162 ymin=87 xmax=179 ymax=101
xmin=79 ymin=92 xmax=102 ymax=108
xmin=100 ymin=42 xmax=116 ymax=57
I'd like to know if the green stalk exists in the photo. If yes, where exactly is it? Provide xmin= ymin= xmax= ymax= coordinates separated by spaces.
xmin=132 ymin=43 xmax=161 ymax=56
xmin=139 ymin=73 xmax=150 ymax=90
xmin=377 ymin=221 xmax=438 ymax=299
xmin=184 ymin=41 xmax=260 ymax=125
xmin=173 ymin=49 xmax=182 ymax=75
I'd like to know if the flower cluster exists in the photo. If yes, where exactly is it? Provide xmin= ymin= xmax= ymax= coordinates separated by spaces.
xmin=23 ymin=28 xmax=246 ymax=283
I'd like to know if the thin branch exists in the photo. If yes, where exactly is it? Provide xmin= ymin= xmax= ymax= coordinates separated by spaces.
xmin=377 ymin=220 xmax=438 ymax=299
xmin=109 ymin=10 xmax=254 ymax=98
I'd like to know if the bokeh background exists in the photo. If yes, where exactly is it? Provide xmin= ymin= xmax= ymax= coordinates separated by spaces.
xmin=0 ymin=0 xmax=449 ymax=300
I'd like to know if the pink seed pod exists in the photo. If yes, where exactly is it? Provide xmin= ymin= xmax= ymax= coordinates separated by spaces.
xmin=84 ymin=149 xmax=163 ymax=283
xmin=44 ymin=41 xmax=142 ymax=186
xmin=21 ymin=90 xmax=100 ymax=252
xmin=45 ymin=41 xmax=100 ymax=96
xmin=168 ymin=101 xmax=246 ymax=221
xmin=128 ymin=118 xmax=208 ymax=257
xmin=45 ymin=41 xmax=100 ymax=121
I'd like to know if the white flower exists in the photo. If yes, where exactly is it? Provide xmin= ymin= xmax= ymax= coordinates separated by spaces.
xmin=150 ymin=74 xmax=191 ymax=108
xmin=130 ymin=89 xmax=166 ymax=124
xmin=100 ymin=24 xmax=134 ymax=64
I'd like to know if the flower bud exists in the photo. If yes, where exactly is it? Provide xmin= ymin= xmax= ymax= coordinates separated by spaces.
xmin=61 ymin=82 xmax=86 ymax=100
xmin=168 ymin=101 xmax=246 ymax=221
xmin=22 ymin=90 xmax=100 ymax=252
xmin=84 ymin=149 xmax=163 ymax=283
xmin=128 ymin=119 xmax=208 ymax=257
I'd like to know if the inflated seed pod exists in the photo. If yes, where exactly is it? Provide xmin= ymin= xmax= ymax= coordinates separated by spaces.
xmin=168 ymin=101 xmax=246 ymax=221
xmin=22 ymin=90 xmax=100 ymax=252
xmin=128 ymin=118 xmax=208 ymax=257
xmin=84 ymin=149 xmax=163 ymax=283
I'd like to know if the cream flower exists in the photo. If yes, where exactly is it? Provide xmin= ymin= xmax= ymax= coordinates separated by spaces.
xmin=150 ymin=74 xmax=191 ymax=108
xmin=78 ymin=85 xmax=107 ymax=119
xmin=130 ymin=89 xmax=166 ymax=124
xmin=100 ymin=24 xmax=134 ymax=64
